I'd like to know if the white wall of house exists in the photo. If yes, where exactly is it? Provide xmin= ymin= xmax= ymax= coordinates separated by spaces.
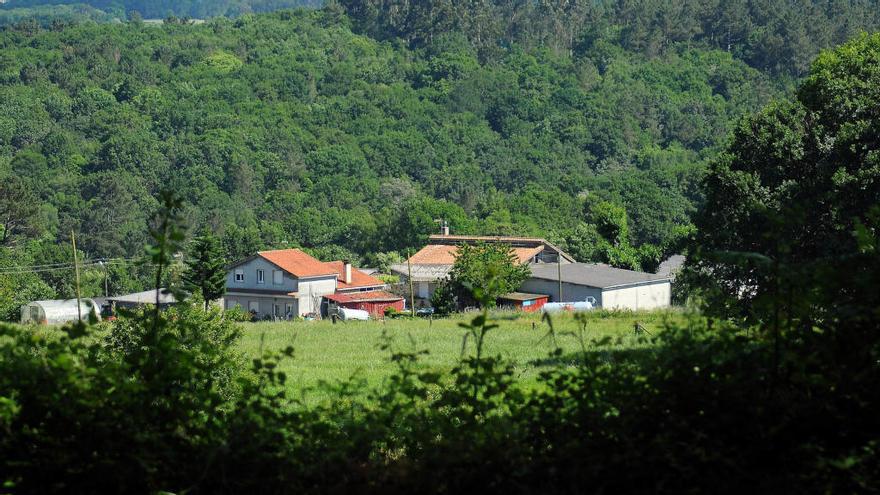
xmin=601 ymin=282 xmax=671 ymax=310
xmin=296 ymin=276 xmax=337 ymax=315
xmin=227 ymin=257 xmax=298 ymax=293
xmin=417 ymin=282 xmax=430 ymax=299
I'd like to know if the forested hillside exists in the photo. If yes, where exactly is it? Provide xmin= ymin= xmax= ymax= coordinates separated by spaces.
xmin=0 ymin=4 xmax=114 ymax=26
xmin=1 ymin=0 xmax=321 ymax=19
xmin=338 ymin=0 xmax=880 ymax=77
xmin=0 ymin=3 xmax=875 ymax=316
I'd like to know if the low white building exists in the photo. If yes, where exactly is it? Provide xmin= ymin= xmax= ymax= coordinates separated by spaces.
xmin=521 ymin=263 xmax=672 ymax=311
xmin=20 ymin=299 xmax=101 ymax=325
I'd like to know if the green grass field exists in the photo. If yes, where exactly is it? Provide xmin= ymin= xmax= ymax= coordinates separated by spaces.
xmin=238 ymin=309 xmax=686 ymax=403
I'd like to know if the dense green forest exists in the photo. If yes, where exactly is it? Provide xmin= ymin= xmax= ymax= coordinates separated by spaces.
xmin=340 ymin=0 xmax=880 ymax=77
xmin=0 ymin=3 xmax=114 ymax=26
xmin=1 ymin=0 xmax=320 ymax=20
xmin=0 ymin=2 xmax=877 ymax=316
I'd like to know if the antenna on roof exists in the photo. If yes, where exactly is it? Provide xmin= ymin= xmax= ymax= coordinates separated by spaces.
xmin=434 ymin=218 xmax=450 ymax=236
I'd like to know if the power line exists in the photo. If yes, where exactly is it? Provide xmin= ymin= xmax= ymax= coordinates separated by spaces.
xmin=0 ymin=257 xmax=153 ymax=275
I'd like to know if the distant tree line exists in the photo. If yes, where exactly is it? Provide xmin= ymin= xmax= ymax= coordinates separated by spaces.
xmin=338 ymin=0 xmax=880 ymax=76
xmin=1 ymin=0 xmax=322 ymax=20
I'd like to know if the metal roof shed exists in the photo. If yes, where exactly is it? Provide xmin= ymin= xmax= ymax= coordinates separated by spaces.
xmin=522 ymin=263 xmax=672 ymax=311
xmin=108 ymin=288 xmax=177 ymax=309
xmin=20 ymin=299 xmax=101 ymax=325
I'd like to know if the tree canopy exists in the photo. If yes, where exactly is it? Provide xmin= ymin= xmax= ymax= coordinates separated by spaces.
xmin=432 ymin=242 xmax=530 ymax=311
xmin=689 ymin=32 xmax=880 ymax=319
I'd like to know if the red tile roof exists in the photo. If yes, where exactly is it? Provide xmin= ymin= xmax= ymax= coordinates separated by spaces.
xmin=408 ymin=244 xmax=544 ymax=265
xmin=258 ymin=249 xmax=337 ymax=278
xmin=324 ymin=260 xmax=385 ymax=290
xmin=324 ymin=290 xmax=404 ymax=303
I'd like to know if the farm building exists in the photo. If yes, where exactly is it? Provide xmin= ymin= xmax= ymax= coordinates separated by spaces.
xmin=225 ymin=249 xmax=387 ymax=319
xmin=391 ymin=234 xmax=575 ymax=305
xmin=497 ymin=292 xmax=549 ymax=312
xmin=521 ymin=263 xmax=672 ymax=311
xmin=324 ymin=290 xmax=405 ymax=318
xmin=20 ymin=299 xmax=101 ymax=325
xmin=107 ymin=288 xmax=177 ymax=310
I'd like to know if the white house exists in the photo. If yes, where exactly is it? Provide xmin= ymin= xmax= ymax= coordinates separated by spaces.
xmin=225 ymin=249 xmax=385 ymax=319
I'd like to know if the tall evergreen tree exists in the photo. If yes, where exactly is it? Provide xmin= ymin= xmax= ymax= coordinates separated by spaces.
xmin=182 ymin=232 xmax=227 ymax=311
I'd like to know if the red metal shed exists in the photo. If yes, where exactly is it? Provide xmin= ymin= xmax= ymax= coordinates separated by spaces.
xmin=324 ymin=291 xmax=405 ymax=318
xmin=497 ymin=292 xmax=549 ymax=313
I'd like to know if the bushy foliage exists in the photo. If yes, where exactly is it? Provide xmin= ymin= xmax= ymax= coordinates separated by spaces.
xmin=688 ymin=32 xmax=880 ymax=320
xmin=432 ymin=242 xmax=529 ymax=311
xmin=182 ymin=231 xmax=227 ymax=310
xmin=2 ymin=251 xmax=878 ymax=493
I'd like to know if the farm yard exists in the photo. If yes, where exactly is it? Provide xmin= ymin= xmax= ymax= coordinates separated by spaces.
xmin=237 ymin=310 xmax=685 ymax=404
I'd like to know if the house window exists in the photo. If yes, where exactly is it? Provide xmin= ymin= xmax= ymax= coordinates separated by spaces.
xmin=273 ymin=270 xmax=283 ymax=285
xmin=234 ymin=269 xmax=244 ymax=283
xmin=248 ymin=301 xmax=259 ymax=313
xmin=285 ymin=303 xmax=294 ymax=316
xmin=257 ymin=269 xmax=265 ymax=284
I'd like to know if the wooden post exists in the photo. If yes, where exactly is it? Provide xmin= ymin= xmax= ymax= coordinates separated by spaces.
xmin=407 ymin=250 xmax=415 ymax=317
xmin=71 ymin=230 xmax=82 ymax=322
xmin=557 ymin=255 xmax=563 ymax=302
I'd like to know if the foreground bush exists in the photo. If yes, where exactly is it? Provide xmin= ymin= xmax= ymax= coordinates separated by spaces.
xmin=1 ymin=275 xmax=878 ymax=494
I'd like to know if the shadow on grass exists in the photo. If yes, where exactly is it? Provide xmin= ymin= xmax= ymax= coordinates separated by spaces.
xmin=528 ymin=341 xmax=658 ymax=368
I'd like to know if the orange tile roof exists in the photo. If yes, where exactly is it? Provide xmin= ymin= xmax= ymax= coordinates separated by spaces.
xmin=426 ymin=235 xmax=575 ymax=262
xmin=324 ymin=261 xmax=385 ymax=289
xmin=408 ymin=244 xmax=543 ymax=265
xmin=324 ymin=290 xmax=403 ymax=303
xmin=258 ymin=249 xmax=338 ymax=278
xmin=429 ymin=235 xmax=547 ymax=244
xmin=408 ymin=244 xmax=460 ymax=265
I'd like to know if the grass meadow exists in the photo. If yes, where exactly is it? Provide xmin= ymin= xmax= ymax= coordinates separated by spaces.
xmin=237 ymin=309 xmax=687 ymax=404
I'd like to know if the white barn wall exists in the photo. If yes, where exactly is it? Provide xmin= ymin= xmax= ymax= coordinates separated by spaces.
xmin=520 ymin=278 xmax=602 ymax=303
xmin=601 ymin=282 xmax=671 ymax=310
xmin=521 ymin=277 xmax=671 ymax=310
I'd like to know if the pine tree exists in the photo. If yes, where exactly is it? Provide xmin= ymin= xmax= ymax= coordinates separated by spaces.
xmin=182 ymin=232 xmax=227 ymax=311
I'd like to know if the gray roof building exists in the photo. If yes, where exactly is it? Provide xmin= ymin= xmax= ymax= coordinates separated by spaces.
xmin=522 ymin=263 xmax=672 ymax=310
xmin=108 ymin=288 xmax=178 ymax=307
xmin=529 ymin=263 xmax=671 ymax=289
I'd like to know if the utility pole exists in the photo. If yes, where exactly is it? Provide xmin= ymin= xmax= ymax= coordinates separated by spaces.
xmin=557 ymin=254 xmax=563 ymax=302
xmin=407 ymin=250 xmax=415 ymax=317
xmin=71 ymin=230 xmax=82 ymax=322
xmin=99 ymin=259 xmax=108 ymax=297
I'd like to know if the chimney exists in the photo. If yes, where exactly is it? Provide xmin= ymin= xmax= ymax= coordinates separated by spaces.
xmin=343 ymin=260 xmax=352 ymax=284
xmin=441 ymin=220 xmax=450 ymax=236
